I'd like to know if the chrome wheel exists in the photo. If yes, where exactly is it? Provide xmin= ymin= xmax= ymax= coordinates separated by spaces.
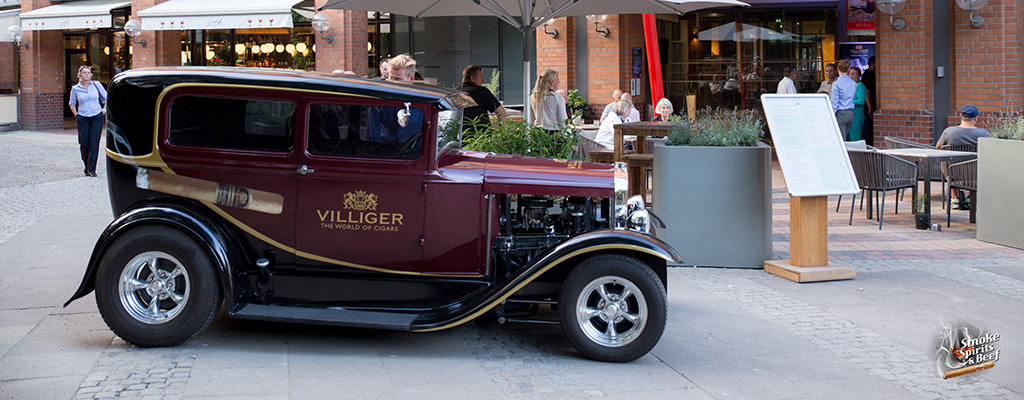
xmin=575 ymin=275 xmax=647 ymax=348
xmin=118 ymin=251 xmax=191 ymax=325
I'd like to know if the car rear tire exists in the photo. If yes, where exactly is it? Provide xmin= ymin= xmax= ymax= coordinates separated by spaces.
xmin=95 ymin=225 xmax=221 ymax=347
xmin=558 ymin=254 xmax=666 ymax=362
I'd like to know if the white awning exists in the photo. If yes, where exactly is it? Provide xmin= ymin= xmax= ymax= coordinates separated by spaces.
xmin=138 ymin=0 xmax=303 ymax=30
xmin=19 ymin=0 xmax=129 ymax=31
xmin=0 ymin=10 xmax=19 ymax=42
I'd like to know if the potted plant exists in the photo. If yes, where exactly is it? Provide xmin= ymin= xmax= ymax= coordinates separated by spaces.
xmin=685 ymin=82 xmax=698 ymax=121
xmin=977 ymin=113 xmax=1024 ymax=249
xmin=566 ymin=89 xmax=590 ymax=125
xmin=653 ymin=108 xmax=773 ymax=268
xmin=913 ymin=194 xmax=930 ymax=230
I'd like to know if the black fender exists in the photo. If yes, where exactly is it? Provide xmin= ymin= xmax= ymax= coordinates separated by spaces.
xmin=63 ymin=203 xmax=240 ymax=311
xmin=411 ymin=229 xmax=681 ymax=332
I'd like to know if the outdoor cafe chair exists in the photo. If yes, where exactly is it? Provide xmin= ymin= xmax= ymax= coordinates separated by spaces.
xmin=835 ymin=140 xmax=876 ymax=213
xmin=946 ymin=159 xmax=978 ymax=227
xmin=579 ymin=130 xmax=613 ymax=163
xmin=847 ymin=149 xmax=919 ymax=230
xmin=938 ymin=144 xmax=977 ymax=213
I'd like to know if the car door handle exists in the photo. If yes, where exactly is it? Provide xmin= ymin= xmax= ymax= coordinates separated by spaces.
xmin=297 ymin=165 xmax=314 ymax=175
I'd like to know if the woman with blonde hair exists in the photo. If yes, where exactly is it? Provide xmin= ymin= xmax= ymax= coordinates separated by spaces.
xmin=69 ymin=65 xmax=107 ymax=177
xmin=529 ymin=69 xmax=568 ymax=131
xmin=595 ymin=99 xmax=634 ymax=149
xmin=652 ymin=98 xmax=674 ymax=122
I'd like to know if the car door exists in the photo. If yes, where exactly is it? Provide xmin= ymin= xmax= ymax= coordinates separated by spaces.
xmin=294 ymin=97 xmax=429 ymax=274
xmin=157 ymin=87 xmax=300 ymax=266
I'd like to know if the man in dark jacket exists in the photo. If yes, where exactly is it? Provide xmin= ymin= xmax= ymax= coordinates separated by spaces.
xmin=457 ymin=65 xmax=505 ymax=136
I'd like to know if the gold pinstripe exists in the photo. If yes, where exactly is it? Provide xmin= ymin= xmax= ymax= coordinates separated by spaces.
xmin=413 ymin=245 xmax=672 ymax=332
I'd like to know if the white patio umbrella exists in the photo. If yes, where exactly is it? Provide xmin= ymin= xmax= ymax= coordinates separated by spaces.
xmin=320 ymin=0 xmax=748 ymax=121
xmin=698 ymin=23 xmax=800 ymax=43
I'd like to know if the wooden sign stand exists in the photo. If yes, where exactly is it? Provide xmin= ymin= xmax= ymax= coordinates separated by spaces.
xmin=765 ymin=196 xmax=856 ymax=283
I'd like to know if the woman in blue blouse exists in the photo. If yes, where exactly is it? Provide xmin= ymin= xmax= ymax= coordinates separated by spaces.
xmin=68 ymin=66 xmax=107 ymax=177
xmin=849 ymin=67 xmax=866 ymax=142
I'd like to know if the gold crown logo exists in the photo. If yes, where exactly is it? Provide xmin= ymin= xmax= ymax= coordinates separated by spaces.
xmin=343 ymin=190 xmax=378 ymax=211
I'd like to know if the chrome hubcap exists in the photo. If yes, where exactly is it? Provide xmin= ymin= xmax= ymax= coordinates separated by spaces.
xmin=119 ymin=251 xmax=190 ymax=325
xmin=576 ymin=276 xmax=647 ymax=347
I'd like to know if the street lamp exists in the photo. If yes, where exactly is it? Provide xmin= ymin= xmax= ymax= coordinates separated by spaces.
xmin=542 ymin=19 xmax=558 ymax=38
xmin=311 ymin=13 xmax=333 ymax=43
xmin=7 ymin=25 xmax=28 ymax=49
xmin=876 ymin=0 xmax=907 ymax=31
xmin=124 ymin=19 xmax=147 ymax=47
xmin=586 ymin=15 xmax=610 ymax=37
xmin=956 ymin=0 xmax=987 ymax=28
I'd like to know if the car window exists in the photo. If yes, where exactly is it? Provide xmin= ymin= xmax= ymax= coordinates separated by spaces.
xmin=307 ymin=102 xmax=423 ymax=160
xmin=168 ymin=96 xmax=296 ymax=152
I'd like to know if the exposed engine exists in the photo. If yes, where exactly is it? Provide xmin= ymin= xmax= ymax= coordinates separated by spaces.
xmin=492 ymin=194 xmax=610 ymax=277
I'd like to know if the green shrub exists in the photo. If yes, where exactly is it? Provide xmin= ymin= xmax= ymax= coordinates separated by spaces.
xmin=462 ymin=118 xmax=579 ymax=160
xmin=988 ymin=113 xmax=1024 ymax=141
xmin=666 ymin=108 xmax=763 ymax=147
xmin=481 ymin=70 xmax=501 ymax=99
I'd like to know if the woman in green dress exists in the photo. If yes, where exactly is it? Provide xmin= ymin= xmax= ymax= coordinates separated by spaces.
xmin=849 ymin=67 xmax=866 ymax=142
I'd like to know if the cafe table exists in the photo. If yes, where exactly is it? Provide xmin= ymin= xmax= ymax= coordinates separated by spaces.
xmin=613 ymin=121 xmax=677 ymax=162
xmin=877 ymin=148 xmax=977 ymax=216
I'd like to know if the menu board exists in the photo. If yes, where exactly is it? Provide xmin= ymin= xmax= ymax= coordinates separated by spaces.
xmin=761 ymin=94 xmax=859 ymax=197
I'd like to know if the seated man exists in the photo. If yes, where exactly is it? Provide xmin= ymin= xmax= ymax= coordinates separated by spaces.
xmin=937 ymin=105 xmax=989 ymax=210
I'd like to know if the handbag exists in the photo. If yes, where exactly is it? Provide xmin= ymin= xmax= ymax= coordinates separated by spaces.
xmin=92 ymin=81 xmax=105 ymax=108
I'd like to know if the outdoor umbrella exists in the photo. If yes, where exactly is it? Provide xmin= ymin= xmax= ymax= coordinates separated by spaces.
xmin=698 ymin=23 xmax=800 ymax=43
xmin=320 ymin=0 xmax=748 ymax=121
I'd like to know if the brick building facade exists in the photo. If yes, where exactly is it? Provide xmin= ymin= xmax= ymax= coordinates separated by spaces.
xmin=7 ymin=0 xmax=1024 ymax=143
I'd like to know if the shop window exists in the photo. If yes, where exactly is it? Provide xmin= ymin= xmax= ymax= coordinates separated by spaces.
xmin=169 ymin=96 xmax=295 ymax=152
xmin=307 ymin=102 xmax=423 ymax=160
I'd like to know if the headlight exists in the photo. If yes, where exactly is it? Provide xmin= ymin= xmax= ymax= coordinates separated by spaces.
xmin=628 ymin=209 xmax=652 ymax=234
xmin=615 ymin=194 xmax=648 ymax=231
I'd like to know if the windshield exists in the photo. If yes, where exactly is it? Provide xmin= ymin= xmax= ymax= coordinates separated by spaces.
xmin=436 ymin=109 xmax=463 ymax=160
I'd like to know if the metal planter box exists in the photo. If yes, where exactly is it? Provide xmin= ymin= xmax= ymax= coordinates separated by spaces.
xmin=977 ymin=137 xmax=1024 ymax=250
xmin=653 ymin=142 xmax=773 ymax=268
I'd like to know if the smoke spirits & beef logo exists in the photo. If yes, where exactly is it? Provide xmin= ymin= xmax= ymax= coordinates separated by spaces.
xmin=935 ymin=321 xmax=1001 ymax=379
xmin=316 ymin=191 xmax=403 ymax=232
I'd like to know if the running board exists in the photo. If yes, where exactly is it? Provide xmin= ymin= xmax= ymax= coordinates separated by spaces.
xmin=233 ymin=303 xmax=418 ymax=331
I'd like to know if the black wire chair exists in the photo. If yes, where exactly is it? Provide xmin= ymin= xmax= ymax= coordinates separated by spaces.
xmin=938 ymin=144 xmax=977 ymax=213
xmin=946 ymin=159 xmax=978 ymax=227
xmin=847 ymin=149 xmax=919 ymax=230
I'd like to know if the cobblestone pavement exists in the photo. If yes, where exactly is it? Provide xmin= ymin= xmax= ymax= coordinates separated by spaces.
xmin=1 ymin=131 xmax=1023 ymax=399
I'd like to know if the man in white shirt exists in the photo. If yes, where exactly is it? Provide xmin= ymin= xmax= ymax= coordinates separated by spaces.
xmin=817 ymin=63 xmax=837 ymax=97
xmin=599 ymin=89 xmax=623 ymax=124
xmin=777 ymin=67 xmax=797 ymax=94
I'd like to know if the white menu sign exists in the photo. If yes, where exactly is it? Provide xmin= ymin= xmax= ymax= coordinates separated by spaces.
xmin=761 ymin=94 xmax=859 ymax=197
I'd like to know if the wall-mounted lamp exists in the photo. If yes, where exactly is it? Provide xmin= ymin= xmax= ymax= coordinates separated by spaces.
xmin=586 ymin=14 xmax=610 ymax=37
xmin=956 ymin=0 xmax=987 ymax=28
xmin=124 ymin=19 xmax=147 ymax=47
xmin=7 ymin=25 xmax=28 ymax=49
xmin=876 ymin=0 xmax=907 ymax=30
xmin=311 ymin=13 xmax=333 ymax=43
xmin=542 ymin=19 xmax=558 ymax=38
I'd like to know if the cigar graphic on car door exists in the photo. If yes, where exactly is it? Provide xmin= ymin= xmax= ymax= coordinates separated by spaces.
xmin=136 ymin=168 xmax=284 ymax=214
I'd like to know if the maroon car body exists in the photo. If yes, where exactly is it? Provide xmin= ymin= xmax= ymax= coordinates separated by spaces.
xmin=66 ymin=67 xmax=680 ymax=362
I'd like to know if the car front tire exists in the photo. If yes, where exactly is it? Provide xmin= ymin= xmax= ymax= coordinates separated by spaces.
xmin=558 ymin=254 xmax=666 ymax=362
xmin=95 ymin=225 xmax=221 ymax=347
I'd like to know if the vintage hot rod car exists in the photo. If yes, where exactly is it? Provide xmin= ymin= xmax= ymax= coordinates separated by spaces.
xmin=65 ymin=67 xmax=681 ymax=362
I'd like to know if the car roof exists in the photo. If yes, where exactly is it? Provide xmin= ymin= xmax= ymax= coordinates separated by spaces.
xmin=112 ymin=67 xmax=475 ymax=110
